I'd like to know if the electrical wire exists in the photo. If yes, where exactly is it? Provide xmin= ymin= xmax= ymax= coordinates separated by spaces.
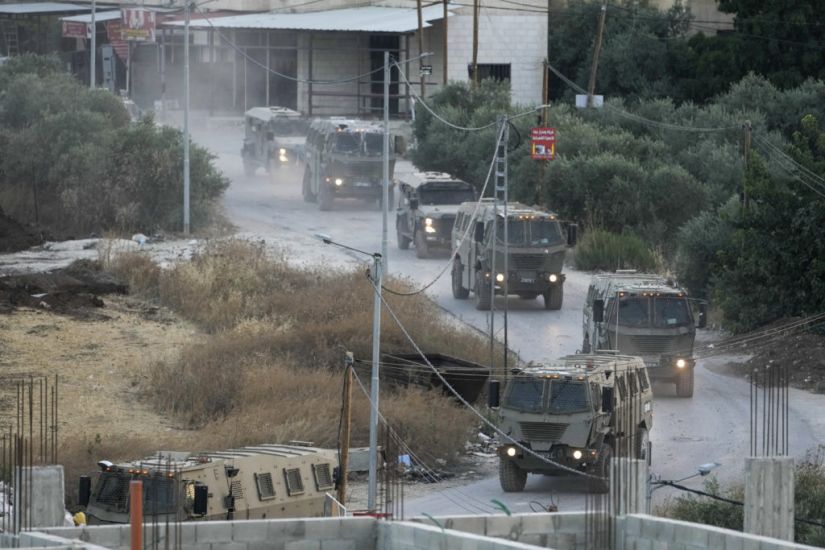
xmin=349 ymin=367 xmax=497 ymax=515
xmin=752 ymin=136 xmax=825 ymax=198
xmin=190 ymin=4 xmax=385 ymax=85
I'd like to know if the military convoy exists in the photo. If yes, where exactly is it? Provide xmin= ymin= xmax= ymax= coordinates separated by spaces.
xmin=79 ymin=443 xmax=338 ymax=524
xmin=581 ymin=272 xmax=706 ymax=398
xmin=450 ymin=200 xmax=576 ymax=310
xmin=241 ymin=107 xmax=309 ymax=177
xmin=490 ymin=354 xmax=653 ymax=493
xmin=395 ymin=172 xmax=477 ymax=258
xmin=302 ymin=118 xmax=396 ymax=211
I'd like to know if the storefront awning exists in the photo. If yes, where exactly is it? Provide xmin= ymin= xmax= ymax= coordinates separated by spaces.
xmin=60 ymin=10 xmax=121 ymax=23
xmin=164 ymin=4 xmax=451 ymax=33
xmin=0 ymin=3 xmax=88 ymax=15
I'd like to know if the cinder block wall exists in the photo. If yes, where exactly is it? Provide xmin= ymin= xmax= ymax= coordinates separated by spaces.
xmin=379 ymin=521 xmax=554 ymax=550
xmin=618 ymin=515 xmax=820 ymax=550
xmin=412 ymin=512 xmax=588 ymax=549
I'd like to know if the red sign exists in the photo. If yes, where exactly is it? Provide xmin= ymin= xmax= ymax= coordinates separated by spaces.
xmin=121 ymin=8 xmax=156 ymax=42
xmin=62 ymin=21 xmax=89 ymax=39
xmin=106 ymin=21 xmax=129 ymax=60
xmin=530 ymin=127 xmax=556 ymax=160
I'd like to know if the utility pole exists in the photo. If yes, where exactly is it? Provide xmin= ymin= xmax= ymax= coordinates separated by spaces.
xmin=587 ymin=3 xmax=607 ymax=108
xmin=183 ymin=0 xmax=191 ymax=235
xmin=442 ymin=0 xmax=448 ymax=86
xmin=382 ymin=50 xmax=390 ymax=274
xmin=337 ymin=352 xmax=353 ymax=507
xmin=367 ymin=253 xmax=383 ymax=512
xmin=89 ymin=0 xmax=96 ymax=89
xmin=417 ymin=0 xmax=425 ymax=97
xmin=471 ymin=0 xmax=479 ymax=85
xmin=493 ymin=116 xmax=509 ymax=379
xmin=742 ymin=120 xmax=752 ymax=210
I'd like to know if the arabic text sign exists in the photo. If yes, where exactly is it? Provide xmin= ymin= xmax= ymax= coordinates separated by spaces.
xmin=530 ymin=127 xmax=556 ymax=161
xmin=121 ymin=9 xmax=156 ymax=42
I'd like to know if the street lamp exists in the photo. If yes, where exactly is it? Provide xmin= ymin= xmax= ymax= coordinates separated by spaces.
xmin=315 ymin=233 xmax=383 ymax=512
xmin=647 ymin=462 xmax=721 ymax=513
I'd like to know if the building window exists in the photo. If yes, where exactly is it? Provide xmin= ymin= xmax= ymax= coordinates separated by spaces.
xmin=467 ymin=63 xmax=511 ymax=82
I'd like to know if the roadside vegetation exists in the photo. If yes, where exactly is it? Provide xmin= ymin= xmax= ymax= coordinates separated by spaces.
xmin=662 ymin=447 xmax=825 ymax=546
xmin=102 ymin=239 xmax=486 ymax=462
xmin=0 ymin=54 xmax=228 ymax=237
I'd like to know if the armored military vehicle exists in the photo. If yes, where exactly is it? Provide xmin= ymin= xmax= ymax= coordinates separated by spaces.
xmin=450 ymin=200 xmax=576 ymax=310
xmin=581 ymin=272 xmax=707 ymax=398
xmin=396 ymin=172 xmax=477 ymax=258
xmin=241 ymin=107 xmax=309 ymax=177
xmin=490 ymin=354 xmax=652 ymax=493
xmin=302 ymin=118 xmax=395 ymax=211
xmin=79 ymin=443 xmax=338 ymax=524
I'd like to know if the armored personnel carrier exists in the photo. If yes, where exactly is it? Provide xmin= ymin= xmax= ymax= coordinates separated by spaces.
xmin=491 ymin=354 xmax=652 ymax=493
xmin=582 ymin=272 xmax=706 ymax=397
xmin=80 ymin=443 xmax=338 ymax=524
xmin=241 ymin=107 xmax=308 ymax=177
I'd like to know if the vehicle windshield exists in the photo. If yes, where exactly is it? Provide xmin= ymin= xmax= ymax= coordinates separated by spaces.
xmin=93 ymin=473 xmax=130 ymax=512
xmin=504 ymin=379 xmax=544 ymax=412
xmin=271 ymin=118 xmax=309 ymax=137
xmin=334 ymin=133 xmax=360 ymax=154
xmin=142 ymin=477 xmax=177 ymax=515
xmin=617 ymin=295 xmax=692 ymax=328
xmin=496 ymin=219 xmax=563 ymax=247
xmin=364 ymin=133 xmax=384 ymax=156
xmin=548 ymin=381 xmax=589 ymax=413
xmin=418 ymin=186 xmax=475 ymax=205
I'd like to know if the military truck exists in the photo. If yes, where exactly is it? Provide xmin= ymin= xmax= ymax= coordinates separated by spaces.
xmin=395 ymin=172 xmax=477 ymax=258
xmin=302 ymin=118 xmax=396 ymax=211
xmin=241 ymin=107 xmax=309 ymax=177
xmin=490 ymin=354 xmax=653 ymax=493
xmin=581 ymin=272 xmax=707 ymax=398
xmin=450 ymin=200 xmax=576 ymax=310
xmin=79 ymin=443 xmax=338 ymax=524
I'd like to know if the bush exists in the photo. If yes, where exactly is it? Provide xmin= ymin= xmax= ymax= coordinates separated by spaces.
xmin=574 ymin=228 xmax=657 ymax=272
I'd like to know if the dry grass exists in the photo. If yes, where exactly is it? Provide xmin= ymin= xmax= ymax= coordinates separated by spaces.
xmin=108 ymin=239 xmax=485 ymax=465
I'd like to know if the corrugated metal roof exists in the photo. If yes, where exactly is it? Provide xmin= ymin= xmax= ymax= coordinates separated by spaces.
xmin=0 ymin=2 xmax=88 ymax=14
xmin=165 ymin=4 xmax=450 ymax=33
xmin=60 ymin=10 xmax=121 ymax=23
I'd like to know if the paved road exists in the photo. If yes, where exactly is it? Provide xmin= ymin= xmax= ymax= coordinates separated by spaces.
xmin=191 ymin=119 xmax=825 ymax=517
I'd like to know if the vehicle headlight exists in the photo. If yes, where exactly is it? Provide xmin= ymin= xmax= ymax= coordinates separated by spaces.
xmin=279 ymin=148 xmax=286 ymax=155
xmin=506 ymin=447 xmax=517 ymax=457
xmin=334 ymin=178 xmax=343 ymax=186
xmin=572 ymin=450 xmax=583 ymax=460
xmin=424 ymin=218 xmax=433 ymax=226
xmin=549 ymin=274 xmax=558 ymax=283
xmin=676 ymin=358 xmax=687 ymax=368
xmin=496 ymin=273 xmax=505 ymax=283
xmin=425 ymin=225 xmax=437 ymax=234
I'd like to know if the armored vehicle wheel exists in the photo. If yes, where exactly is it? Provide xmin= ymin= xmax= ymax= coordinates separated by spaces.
xmin=543 ymin=284 xmax=563 ymax=310
xmin=517 ymin=292 xmax=538 ymax=300
xmin=243 ymin=160 xmax=255 ymax=178
xmin=498 ymin=458 xmax=527 ymax=492
xmin=589 ymin=442 xmax=612 ymax=494
xmin=415 ymin=231 xmax=429 ymax=259
xmin=474 ymin=271 xmax=491 ymax=311
xmin=319 ymin=185 xmax=334 ymax=211
xmin=636 ymin=427 xmax=649 ymax=464
xmin=452 ymin=260 xmax=469 ymax=299
xmin=302 ymin=170 xmax=316 ymax=203
xmin=676 ymin=370 xmax=694 ymax=398
xmin=396 ymin=221 xmax=411 ymax=250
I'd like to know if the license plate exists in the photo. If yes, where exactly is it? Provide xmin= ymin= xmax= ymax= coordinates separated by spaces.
xmin=521 ymin=278 xmax=534 ymax=284
xmin=355 ymin=181 xmax=371 ymax=187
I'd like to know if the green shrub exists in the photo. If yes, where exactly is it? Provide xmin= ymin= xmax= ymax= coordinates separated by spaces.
xmin=574 ymin=228 xmax=657 ymax=272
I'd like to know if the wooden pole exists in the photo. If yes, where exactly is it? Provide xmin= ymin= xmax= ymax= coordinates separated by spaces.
xmin=129 ymin=480 xmax=143 ymax=550
xmin=587 ymin=3 xmax=607 ymax=108
xmin=471 ymin=0 xmax=479 ymax=85
xmin=337 ymin=354 xmax=353 ymax=507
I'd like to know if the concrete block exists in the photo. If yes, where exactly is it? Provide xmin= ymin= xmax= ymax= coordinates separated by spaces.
xmin=519 ymin=513 xmax=554 ymax=535
xmin=285 ymin=541 xmax=320 ymax=550
xmin=304 ymin=518 xmax=344 ymax=540
xmin=197 ymin=521 xmax=234 ymax=543
xmin=484 ymin=515 xmax=522 ymax=538
xmin=232 ymin=520 xmax=270 ymax=542
xmin=248 ymin=543 xmax=280 ymax=550
xmin=84 ymin=525 xmax=122 ymax=548
xmin=270 ymin=519 xmax=306 ymax=539
xmin=513 ymin=534 xmax=544 ymax=546
xmin=19 ymin=466 xmax=66 ymax=528
xmin=441 ymin=516 xmax=485 ymax=534
xmin=673 ymin=523 xmax=709 ymax=546
xmin=321 ymin=540 xmax=355 ymax=550
xmin=744 ymin=457 xmax=795 ymax=542
xmin=623 ymin=515 xmax=643 ymax=537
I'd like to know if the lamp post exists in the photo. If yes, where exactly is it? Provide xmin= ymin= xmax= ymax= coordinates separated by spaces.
xmin=89 ymin=0 xmax=95 ymax=89
xmin=316 ymin=234 xmax=382 ymax=511
xmin=647 ymin=462 xmax=721 ymax=513
xmin=182 ymin=0 xmax=191 ymax=235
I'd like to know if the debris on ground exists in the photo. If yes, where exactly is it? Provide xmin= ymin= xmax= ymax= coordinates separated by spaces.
xmin=0 ymin=207 xmax=48 ymax=253
xmin=0 ymin=259 xmax=126 ymax=316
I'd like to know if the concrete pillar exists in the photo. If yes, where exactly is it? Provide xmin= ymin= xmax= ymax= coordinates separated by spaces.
xmin=610 ymin=458 xmax=648 ymax=516
xmin=20 ymin=465 xmax=66 ymax=528
xmin=744 ymin=456 xmax=794 ymax=541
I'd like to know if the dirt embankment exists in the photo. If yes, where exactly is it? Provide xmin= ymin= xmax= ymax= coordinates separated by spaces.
xmin=0 ymin=207 xmax=48 ymax=253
